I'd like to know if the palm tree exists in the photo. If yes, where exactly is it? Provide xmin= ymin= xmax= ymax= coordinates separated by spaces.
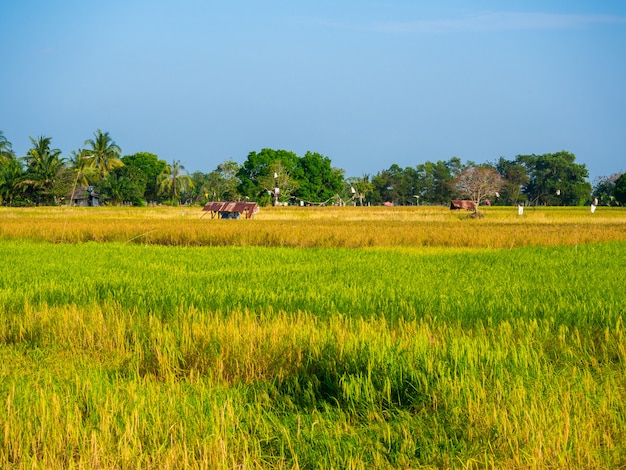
xmin=21 ymin=136 xmax=67 ymax=204
xmin=68 ymin=149 xmax=97 ymax=186
xmin=0 ymin=157 xmax=24 ymax=205
xmin=84 ymin=130 xmax=123 ymax=179
xmin=0 ymin=131 xmax=15 ymax=165
xmin=157 ymin=159 xmax=194 ymax=204
xmin=66 ymin=148 xmax=99 ymax=204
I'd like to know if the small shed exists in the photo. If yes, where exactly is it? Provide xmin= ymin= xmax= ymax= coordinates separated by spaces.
xmin=71 ymin=186 xmax=100 ymax=206
xmin=450 ymin=200 xmax=476 ymax=211
xmin=203 ymin=201 xmax=259 ymax=219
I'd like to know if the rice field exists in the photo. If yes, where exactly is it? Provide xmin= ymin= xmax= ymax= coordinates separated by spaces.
xmin=0 ymin=205 xmax=624 ymax=248
xmin=0 ymin=206 xmax=625 ymax=468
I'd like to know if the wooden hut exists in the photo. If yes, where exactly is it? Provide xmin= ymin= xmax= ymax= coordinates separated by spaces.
xmin=202 ymin=201 xmax=259 ymax=219
xmin=70 ymin=186 xmax=100 ymax=206
xmin=450 ymin=200 xmax=476 ymax=211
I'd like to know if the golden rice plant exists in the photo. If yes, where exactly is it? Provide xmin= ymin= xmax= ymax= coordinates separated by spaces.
xmin=0 ymin=205 xmax=625 ymax=248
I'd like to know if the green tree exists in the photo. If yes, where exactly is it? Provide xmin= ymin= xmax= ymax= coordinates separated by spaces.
xmin=121 ymin=152 xmax=167 ymax=203
xmin=0 ymin=157 xmax=24 ymax=205
xmin=592 ymin=173 xmax=622 ymax=206
xmin=84 ymin=130 xmax=123 ymax=180
xmin=237 ymin=149 xmax=300 ymax=203
xmin=257 ymin=160 xmax=299 ymax=206
xmin=0 ymin=131 xmax=15 ymax=164
xmin=414 ymin=158 xmax=462 ymax=205
xmin=371 ymin=164 xmax=408 ymax=205
xmin=190 ymin=171 xmax=211 ymax=204
xmin=195 ymin=159 xmax=241 ymax=203
xmin=157 ymin=159 xmax=194 ymax=204
xmin=615 ymin=173 xmax=626 ymax=205
xmin=346 ymin=175 xmax=373 ymax=206
xmin=293 ymin=151 xmax=344 ymax=204
xmin=214 ymin=159 xmax=241 ymax=201
xmin=0 ymin=132 xmax=22 ymax=205
xmin=98 ymin=166 xmax=147 ymax=206
xmin=21 ymin=136 xmax=68 ymax=205
xmin=495 ymin=157 xmax=529 ymax=205
xmin=516 ymin=151 xmax=591 ymax=206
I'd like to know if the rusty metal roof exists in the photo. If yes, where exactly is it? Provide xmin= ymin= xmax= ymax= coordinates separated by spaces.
xmin=203 ymin=201 xmax=259 ymax=215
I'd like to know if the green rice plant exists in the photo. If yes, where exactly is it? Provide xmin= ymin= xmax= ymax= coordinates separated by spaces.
xmin=0 ymin=240 xmax=625 ymax=467
xmin=1 ymin=306 xmax=624 ymax=468
xmin=0 ymin=240 xmax=622 ymax=327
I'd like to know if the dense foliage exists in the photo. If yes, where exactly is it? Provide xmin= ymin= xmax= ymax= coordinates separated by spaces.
xmin=0 ymin=130 xmax=613 ymax=207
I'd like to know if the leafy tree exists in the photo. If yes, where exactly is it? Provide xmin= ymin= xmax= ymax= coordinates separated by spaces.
xmin=237 ymin=149 xmax=300 ymax=203
xmin=121 ymin=152 xmax=167 ymax=203
xmin=214 ymin=159 xmax=241 ymax=201
xmin=398 ymin=166 xmax=422 ymax=205
xmin=190 ymin=161 xmax=241 ymax=204
xmin=371 ymin=164 xmax=417 ymax=205
xmin=615 ymin=173 xmax=626 ymax=205
xmin=516 ymin=151 xmax=591 ymax=206
xmin=21 ymin=136 xmax=67 ymax=205
xmin=157 ymin=159 xmax=194 ymax=204
xmin=453 ymin=165 xmax=503 ymax=213
xmin=0 ymin=132 xmax=23 ymax=205
xmin=346 ymin=175 xmax=373 ymax=206
xmin=415 ymin=158 xmax=462 ymax=205
xmin=495 ymin=157 xmax=529 ymax=205
xmin=592 ymin=173 xmax=623 ymax=206
xmin=0 ymin=157 xmax=24 ymax=205
xmin=293 ymin=151 xmax=344 ymax=204
xmin=98 ymin=165 xmax=147 ymax=205
xmin=257 ymin=160 xmax=299 ymax=206
xmin=369 ymin=159 xmax=462 ymax=206
xmin=370 ymin=169 xmax=393 ymax=205
xmin=190 ymin=171 xmax=211 ymax=204
xmin=190 ymin=160 xmax=241 ymax=204
xmin=84 ymin=130 xmax=123 ymax=180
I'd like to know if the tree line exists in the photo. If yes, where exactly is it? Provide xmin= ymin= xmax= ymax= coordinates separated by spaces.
xmin=1 ymin=130 xmax=624 ymax=207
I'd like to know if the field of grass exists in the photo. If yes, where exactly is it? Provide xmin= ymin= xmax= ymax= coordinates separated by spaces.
xmin=1 ymin=205 xmax=625 ymax=248
xmin=0 ymin=206 xmax=625 ymax=468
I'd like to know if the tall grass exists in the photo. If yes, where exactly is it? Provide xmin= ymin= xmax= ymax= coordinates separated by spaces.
xmin=1 ymin=240 xmax=625 ymax=468
xmin=0 ymin=205 xmax=624 ymax=248
xmin=1 ymin=306 xmax=625 ymax=468
xmin=0 ymin=241 xmax=622 ymax=326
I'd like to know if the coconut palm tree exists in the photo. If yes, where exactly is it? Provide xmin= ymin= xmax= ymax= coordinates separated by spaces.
xmin=84 ymin=130 xmax=123 ymax=179
xmin=68 ymin=149 xmax=97 ymax=186
xmin=0 ymin=157 xmax=24 ymax=205
xmin=0 ymin=131 xmax=15 ymax=164
xmin=157 ymin=159 xmax=194 ymax=204
xmin=21 ymin=136 xmax=67 ymax=204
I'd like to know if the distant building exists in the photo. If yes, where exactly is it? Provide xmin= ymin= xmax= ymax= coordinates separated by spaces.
xmin=450 ymin=200 xmax=476 ymax=211
xmin=202 ymin=201 xmax=259 ymax=219
xmin=70 ymin=186 xmax=100 ymax=206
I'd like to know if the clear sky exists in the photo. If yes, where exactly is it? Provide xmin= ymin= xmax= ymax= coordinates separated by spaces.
xmin=2 ymin=0 xmax=625 ymax=181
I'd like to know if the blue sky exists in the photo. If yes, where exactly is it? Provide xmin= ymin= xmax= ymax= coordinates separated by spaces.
xmin=2 ymin=0 xmax=625 ymax=181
